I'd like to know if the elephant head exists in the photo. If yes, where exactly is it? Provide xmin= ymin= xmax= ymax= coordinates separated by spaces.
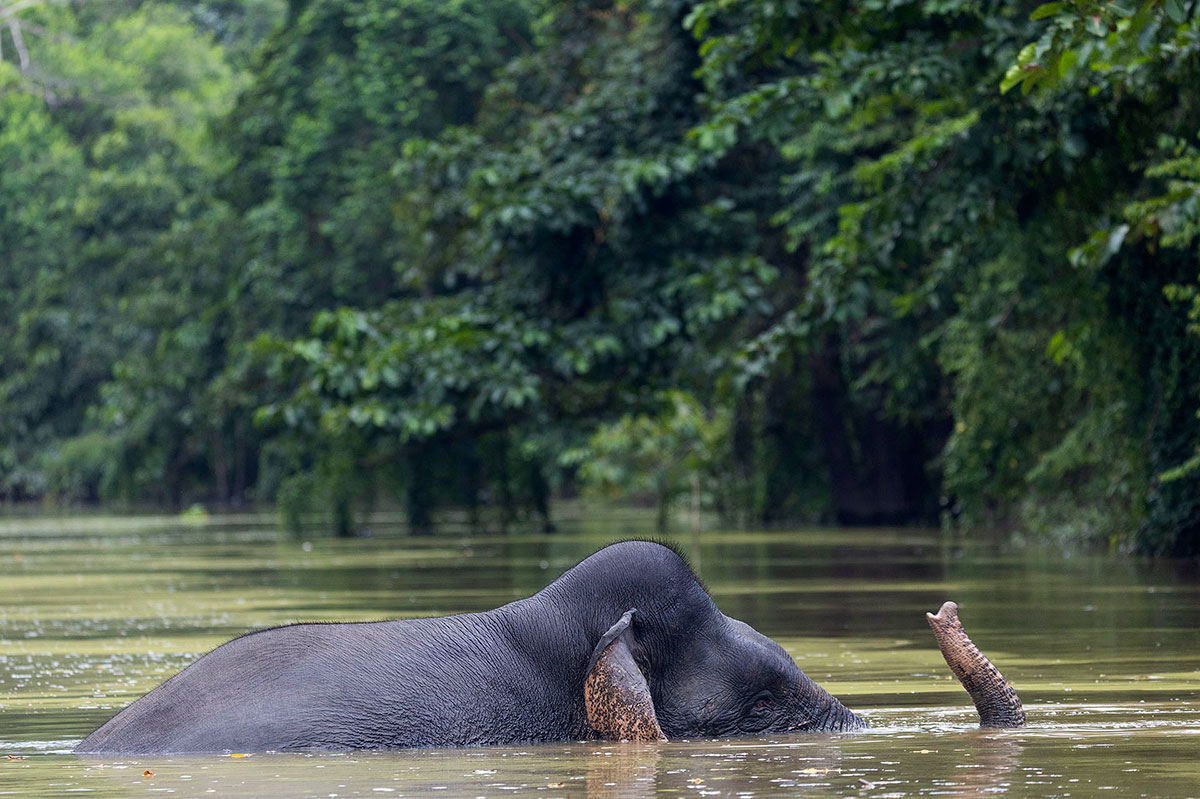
xmin=583 ymin=607 xmax=867 ymax=740
xmin=567 ymin=542 xmax=1023 ymax=741
xmin=555 ymin=542 xmax=868 ymax=740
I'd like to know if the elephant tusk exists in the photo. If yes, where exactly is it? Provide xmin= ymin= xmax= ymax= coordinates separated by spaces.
xmin=926 ymin=601 xmax=1025 ymax=728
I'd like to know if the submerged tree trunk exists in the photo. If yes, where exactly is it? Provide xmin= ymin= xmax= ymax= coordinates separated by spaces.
xmin=407 ymin=445 xmax=434 ymax=536
xmin=805 ymin=335 xmax=948 ymax=526
xmin=463 ymin=444 xmax=482 ymax=534
xmin=926 ymin=601 xmax=1025 ymax=728
xmin=333 ymin=493 xmax=354 ymax=538
xmin=232 ymin=417 xmax=248 ymax=508
xmin=655 ymin=476 xmax=670 ymax=533
xmin=213 ymin=429 xmax=229 ymax=506
xmin=528 ymin=461 xmax=555 ymax=533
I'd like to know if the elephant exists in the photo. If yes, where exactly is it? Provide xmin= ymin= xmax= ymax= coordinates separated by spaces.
xmin=76 ymin=540 xmax=1021 ymax=754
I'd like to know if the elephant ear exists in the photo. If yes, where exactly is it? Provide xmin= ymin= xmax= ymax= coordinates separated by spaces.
xmin=584 ymin=609 xmax=666 ymax=742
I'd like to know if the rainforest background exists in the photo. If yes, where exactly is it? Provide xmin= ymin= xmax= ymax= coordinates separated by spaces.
xmin=2 ymin=0 xmax=1199 ymax=554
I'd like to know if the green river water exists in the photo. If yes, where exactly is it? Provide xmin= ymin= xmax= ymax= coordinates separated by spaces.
xmin=1 ymin=510 xmax=1197 ymax=797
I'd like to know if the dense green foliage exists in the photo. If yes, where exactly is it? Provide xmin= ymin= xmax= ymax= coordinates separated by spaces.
xmin=2 ymin=0 xmax=1198 ymax=552
xmin=1 ymin=0 xmax=254 ymax=503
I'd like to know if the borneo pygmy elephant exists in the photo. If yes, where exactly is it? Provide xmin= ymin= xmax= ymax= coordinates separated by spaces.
xmin=77 ymin=540 xmax=1020 ymax=753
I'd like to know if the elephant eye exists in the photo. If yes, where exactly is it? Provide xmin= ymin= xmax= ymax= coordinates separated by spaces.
xmin=751 ymin=693 xmax=774 ymax=712
xmin=737 ymin=692 xmax=778 ymax=733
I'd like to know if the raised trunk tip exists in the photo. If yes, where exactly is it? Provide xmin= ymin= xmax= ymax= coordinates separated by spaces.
xmin=926 ymin=601 xmax=1025 ymax=729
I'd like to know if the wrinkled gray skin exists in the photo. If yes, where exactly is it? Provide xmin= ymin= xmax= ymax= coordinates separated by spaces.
xmin=77 ymin=541 xmax=865 ymax=753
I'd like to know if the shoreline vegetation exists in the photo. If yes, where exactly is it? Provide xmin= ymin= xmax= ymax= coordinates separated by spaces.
xmin=2 ymin=1 xmax=1199 ymax=554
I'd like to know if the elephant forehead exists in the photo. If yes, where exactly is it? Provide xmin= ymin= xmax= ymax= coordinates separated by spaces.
xmin=721 ymin=616 xmax=795 ymax=660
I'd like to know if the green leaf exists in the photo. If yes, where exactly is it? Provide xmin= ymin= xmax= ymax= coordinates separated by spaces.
xmin=1020 ymin=68 xmax=1044 ymax=94
xmin=1000 ymin=64 xmax=1025 ymax=93
xmin=1030 ymin=2 xmax=1066 ymax=20
xmin=1058 ymin=48 xmax=1078 ymax=77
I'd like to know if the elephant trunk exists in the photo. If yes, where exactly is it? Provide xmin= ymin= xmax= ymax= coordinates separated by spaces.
xmin=819 ymin=696 xmax=868 ymax=731
xmin=799 ymin=682 xmax=868 ymax=732
xmin=926 ymin=601 xmax=1025 ymax=728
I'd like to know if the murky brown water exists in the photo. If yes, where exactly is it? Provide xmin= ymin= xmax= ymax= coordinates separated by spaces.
xmin=2 ymin=510 xmax=1198 ymax=797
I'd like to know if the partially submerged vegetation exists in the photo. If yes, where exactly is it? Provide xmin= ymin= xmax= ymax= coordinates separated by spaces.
xmin=2 ymin=0 xmax=1199 ymax=553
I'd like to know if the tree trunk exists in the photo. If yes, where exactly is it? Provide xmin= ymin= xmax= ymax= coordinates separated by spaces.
xmin=213 ymin=429 xmax=229 ymax=506
xmin=407 ymin=446 xmax=434 ymax=536
xmin=810 ymin=338 xmax=931 ymax=524
xmin=232 ymin=417 xmax=248 ymax=508
xmin=655 ymin=477 xmax=670 ymax=533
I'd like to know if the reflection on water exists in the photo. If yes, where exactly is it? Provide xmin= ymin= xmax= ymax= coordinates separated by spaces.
xmin=948 ymin=732 xmax=1022 ymax=796
xmin=34 ymin=723 xmax=1200 ymax=798
xmin=2 ymin=510 xmax=1199 ymax=797
xmin=585 ymin=744 xmax=658 ymax=799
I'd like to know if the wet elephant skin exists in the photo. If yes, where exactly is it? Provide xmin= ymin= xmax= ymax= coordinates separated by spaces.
xmin=77 ymin=541 xmax=865 ymax=753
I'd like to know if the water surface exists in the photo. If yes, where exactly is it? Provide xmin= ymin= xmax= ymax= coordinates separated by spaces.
xmin=1 ymin=511 xmax=1197 ymax=796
